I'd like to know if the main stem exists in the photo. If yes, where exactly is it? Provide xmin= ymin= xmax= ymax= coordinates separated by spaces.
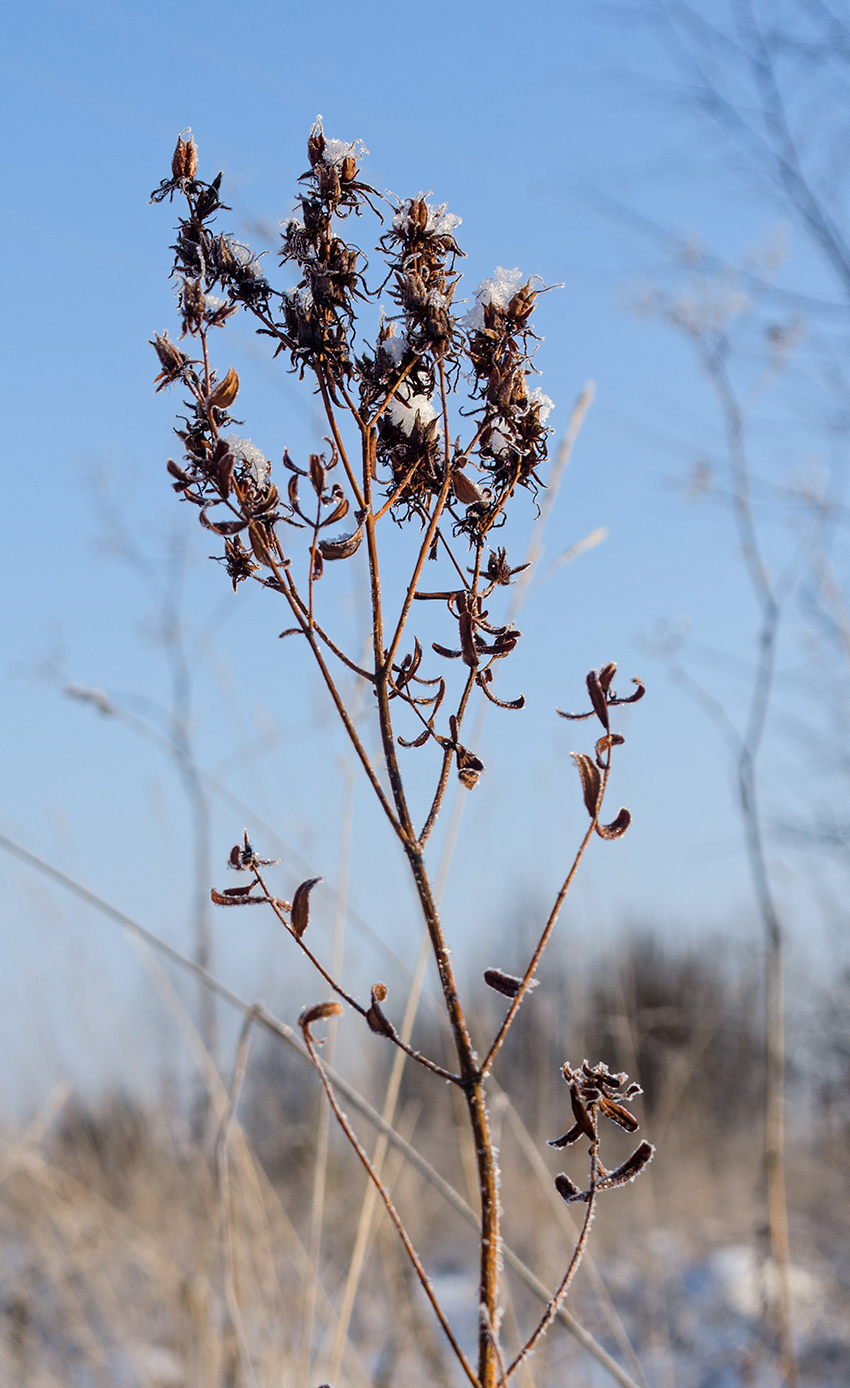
xmin=405 ymin=847 xmax=499 ymax=1388
xmin=358 ymin=423 xmax=500 ymax=1387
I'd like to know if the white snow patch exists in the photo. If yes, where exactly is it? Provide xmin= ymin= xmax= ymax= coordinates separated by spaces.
xmin=393 ymin=195 xmax=462 ymax=239
xmin=464 ymin=266 xmax=526 ymax=331
xmin=387 ymin=384 xmax=441 ymax=438
xmin=381 ymin=328 xmax=408 ymax=366
xmin=322 ymin=136 xmax=367 ymax=167
xmin=528 ymin=387 xmax=554 ymax=423
xmin=226 ymin=434 xmax=270 ymax=486
xmin=709 ymin=1246 xmax=824 ymax=1334
xmin=486 ymin=424 xmax=514 ymax=458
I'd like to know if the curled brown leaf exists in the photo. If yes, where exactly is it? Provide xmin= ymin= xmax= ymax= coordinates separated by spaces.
xmin=571 ymin=752 xmax=601 ymax=818
xmin=554 ymin=1172 xmax=583 ymax=1204
xmin=207 ymin=366 xmax=239 ymax=409
xmin=300 ymin=1001 xmax=344 ymax=1030
xmin=291 ymin=876 xmax=323 ymax=938
xmin=210 ymin=886 xmax=266 ymax=906
xmin=586 ymin=669 xmax=610 ymax=729
xmin=595 ymin=808 xmax=631 ymax=840
xmin=318 ymin=526 xmax=363 ymax=561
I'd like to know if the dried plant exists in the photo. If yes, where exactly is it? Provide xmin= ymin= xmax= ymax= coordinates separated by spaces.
xmin=150 ymin=121 xmax=651 ymax=1388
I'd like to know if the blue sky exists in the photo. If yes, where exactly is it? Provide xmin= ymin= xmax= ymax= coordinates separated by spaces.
xmin=2 ymin=0 xmax=843 ymax=1107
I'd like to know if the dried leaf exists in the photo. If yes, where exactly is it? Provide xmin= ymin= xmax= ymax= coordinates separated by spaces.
xmin=318 ymin=526 xmax=363 ymax=561
xmin=595 ymin=808 xmax=631 ymax=840
xmin=554 ymin=1173 xmax=583 ymax=1204
xmin=569 ymin=1086 xmax=596 ymax=1141
xmin=456 ymin=745 xmax=485 ymax=790
xmin=210 ymin=886 xmax=266 ymax=906
xmin=586 ymin=669 xmax=609 ymax=729
xmin=597 ymin=1141 xmax=655 ymax=1190
xmin=611 ymin=677 xmax=645 ymax=707
xmin=478 ymin=676 xmax=525 ymax=711
xmin=279 ymin=628 xmax=304 ymax=639
xmin=309 ymin=453 xmax=327 ymax=496
xmin=599 ymin=1096 xmax=639 ymax=1132
xmin=398 ymin=728 xmax=431 ymax=748
xmin=598 ymin=662 xmax=617 ymax=693
xmin=299 ymin=1001 xmax=343 ymax=1030
xmin=483 ymin=968 xmax=523 ymax=998
xmin=433 ymin=643 xmax=462 ymax=659
xmin=322 ymin=489 xmax=350 ymax=527
xmin=291 ymin=876 xmax=323 ymax=938
xmin=571 ymin=752 xmax=601 ymax=818
xmin=366 ymin=984 xmax=395 ymax=1037
xmin=452 ymin=469 xmax=488 ymax=505
xmin=207 ymin=366 xmax=239 ymax=409
xmin=458 ymin=610 xmax=479 ymax=667
xmin=547 ymin=1124 xmax=582 ymax=1149
xmin=199 ymin=507 xmax=247 ymax=536
xmin=595 ymin=732 xmax=624 ymax=767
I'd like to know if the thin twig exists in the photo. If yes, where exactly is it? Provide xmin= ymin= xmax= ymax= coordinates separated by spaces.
xmin=481 ymin=766 xmax=610 ymax=1078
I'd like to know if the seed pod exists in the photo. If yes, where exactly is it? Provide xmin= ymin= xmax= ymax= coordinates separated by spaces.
xmin=172 ymin=132 xmax=197 ymax=181
xmin=598 ymin=1096 xmax=639 ymax=1132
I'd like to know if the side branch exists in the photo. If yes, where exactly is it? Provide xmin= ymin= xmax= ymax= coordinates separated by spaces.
xmin=480 ymin=767 xmax=609 ymax=1077
xmin=507 ymin=1151 xmax=598 ymax=1377
xmin=419 ymin=667 xmax=477 ymax=844
xmin=263 ymin=553 xmax=404 ymax=841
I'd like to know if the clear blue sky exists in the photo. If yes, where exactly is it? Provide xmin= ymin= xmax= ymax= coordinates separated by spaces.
xmin=1 ymin=0 xmax=839 ymax=1108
